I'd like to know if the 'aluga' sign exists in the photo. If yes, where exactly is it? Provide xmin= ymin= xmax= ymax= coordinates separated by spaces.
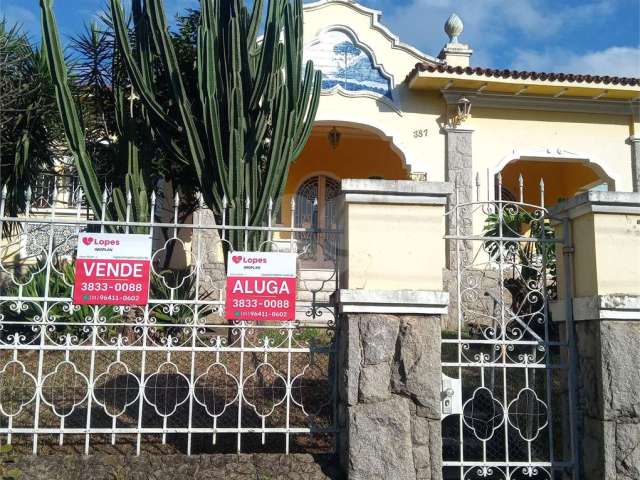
xmin=225 ymin=252 xmax=297 ymax=321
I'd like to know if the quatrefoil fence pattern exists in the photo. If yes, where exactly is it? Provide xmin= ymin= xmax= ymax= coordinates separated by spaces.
xmin=441 ymin=175 xmax=578 ymax=480
xmin=0 ymin=186 xmax=338 ymax=455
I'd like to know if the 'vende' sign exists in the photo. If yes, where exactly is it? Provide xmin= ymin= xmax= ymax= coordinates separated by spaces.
xmin=73 ymin=233 xmax=152 ymax=305
xmin=225 ymin=252 xmax=296 ymax=321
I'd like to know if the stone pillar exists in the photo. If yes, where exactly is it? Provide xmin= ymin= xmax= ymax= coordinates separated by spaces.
xmin=196 ymin=208 xmax=227 ymax=292
xmin=550 ymin=191 xmax=640 ymax=479
xmin=335 ymin=180 xmax=450 ymax=480
xmin=443 ymin=127 xmax=473 ymax=331
xmin=629 ymin=136 xmax=640 ymax=192
xmin=444 ymin=127 xmax=473 ymax=250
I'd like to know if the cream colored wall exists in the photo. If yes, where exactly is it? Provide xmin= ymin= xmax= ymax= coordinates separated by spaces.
xmin=303 ymin=2 xmax=445 ymax=180
xmin=556 ymin=214 xmax=597 ymax=299
xmin=592 ymin=212 xmax=640 ymax=295
xmin=556 ymin=212 xmax=640 ymax=299
xmin=343 ymin=202 xmax=445 ymax=290
xmin=302 ymin=2 xmax=634 ymax=194
xmin=461 ymin=108 xmax=630 ymax=193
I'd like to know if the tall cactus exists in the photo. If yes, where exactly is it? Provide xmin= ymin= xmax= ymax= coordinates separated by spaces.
xmin=40 ymin=0 xmax=151 ymax=226
xmin=110 ymin=0 xmax=321 ymax=248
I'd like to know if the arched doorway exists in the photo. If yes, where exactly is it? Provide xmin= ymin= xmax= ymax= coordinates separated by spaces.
xmin=295 ymin=175 xmax=340 ymax=263
xmin=281 ymin=122 xmax=410 ymax=264
xmin=295 ymin=175 xmax=340 ymax=230
xmin=495 ymin=150 xmax=615 ymax=207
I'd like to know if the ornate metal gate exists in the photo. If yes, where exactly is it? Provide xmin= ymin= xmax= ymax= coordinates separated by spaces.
xmin=442 ymin=176 xmax=578 ymax=479
xmin=0 ymin=185 xmax=338 ymax=455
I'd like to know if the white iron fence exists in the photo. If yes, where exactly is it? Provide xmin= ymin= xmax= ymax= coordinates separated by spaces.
xmin=0 ymin=185 xmax=339 ymax=455
xmin=442 ymin=174 xmax=578 ymax=480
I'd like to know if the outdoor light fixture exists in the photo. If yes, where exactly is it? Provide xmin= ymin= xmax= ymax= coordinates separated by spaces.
xmin=456 ymin=96 xmax=472 ymax=123
xmin=327 ymin=126 xmax=341 ymax=150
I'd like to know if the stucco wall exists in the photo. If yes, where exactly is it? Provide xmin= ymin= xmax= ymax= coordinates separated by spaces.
xmin=343 ymin=202 xmax=445 ymax=291
xmin=555 ymin=208 xmax=640 ymax=299
xmin=471 ymin=108 xmax=632 ymax=194
xmin=302 ymin=2 xmax=445 ymax=179
xmin=301 ymin=1 xmax=635 ymax=200
xmin=593 ymin=212 xmax=640 ymax=295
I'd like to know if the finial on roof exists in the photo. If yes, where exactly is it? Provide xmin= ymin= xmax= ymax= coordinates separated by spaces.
xmin=439 ymin=13 xmax=472 ymax=67
xmin=445 ymin=13 xmax=464 ymax=43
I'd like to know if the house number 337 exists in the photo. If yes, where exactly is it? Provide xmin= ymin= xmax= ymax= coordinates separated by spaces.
xmin=413 ymin=129 xmax=428 ymax=138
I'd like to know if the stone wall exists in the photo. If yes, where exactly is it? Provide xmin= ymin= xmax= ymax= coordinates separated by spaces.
xmin=575 ymin=317 xmax=640 ymax=479
xmin=9 ymin=453 xmax=341 ymax=480
xmin=337 ymin=314 xmax=442 ymax=480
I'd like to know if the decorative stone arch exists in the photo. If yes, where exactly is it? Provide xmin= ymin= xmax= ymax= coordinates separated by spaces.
xmin=491 ymin=147 xmax=617 ymax=197
xmin=312 ymin=119 xmax=413 ymax=175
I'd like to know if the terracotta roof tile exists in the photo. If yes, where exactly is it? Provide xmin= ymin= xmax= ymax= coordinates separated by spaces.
xmin=405 ymin=63 xmax=640 ymax=87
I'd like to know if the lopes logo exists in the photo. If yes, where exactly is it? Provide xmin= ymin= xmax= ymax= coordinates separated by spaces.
xmin=231 ymin=255 xmax=266 ymax=265
xmin=82 ymin=236 xmax=121 ymax=247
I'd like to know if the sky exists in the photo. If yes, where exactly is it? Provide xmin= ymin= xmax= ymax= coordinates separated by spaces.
xmin=1 ymin=0 xmax=639 ymax=77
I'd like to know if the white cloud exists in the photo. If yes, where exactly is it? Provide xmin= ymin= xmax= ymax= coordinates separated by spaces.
xmin=371 ymin=0 xmax=621 ymax=67
xmin=512 ymin=46 xmax=640 ymax=76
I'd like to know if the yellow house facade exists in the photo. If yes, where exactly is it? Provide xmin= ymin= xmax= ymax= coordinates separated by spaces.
xmin=285 ymin=0 xmax=639 ymax=232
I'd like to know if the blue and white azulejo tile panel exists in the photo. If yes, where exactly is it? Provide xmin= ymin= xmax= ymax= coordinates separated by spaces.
xmin=304 ymin=30 xmax=392 ymax=99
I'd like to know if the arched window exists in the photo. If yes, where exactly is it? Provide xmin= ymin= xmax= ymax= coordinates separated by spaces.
xmin=295 ymin=175 xmax=340 ymax=262
xmin=295 ymin=175 xmax=340 ymax=230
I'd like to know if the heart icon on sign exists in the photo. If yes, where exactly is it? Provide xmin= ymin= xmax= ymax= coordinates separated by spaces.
xmin=82 ymin=237 xmax=94 ymax=246
xmin=232 ymin=255 xmax=243 ymax=264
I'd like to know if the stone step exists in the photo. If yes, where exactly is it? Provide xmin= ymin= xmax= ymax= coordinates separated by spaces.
xmin=296 ymin=289 xmax=333 ymax=302
xmin=298 ymin=268 xmax=337 ymax=281
xmin=297 ymin=278 xmax=336 ymax=293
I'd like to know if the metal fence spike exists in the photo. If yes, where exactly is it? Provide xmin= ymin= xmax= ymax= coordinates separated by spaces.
xmin=519 ymin=174 xmax=524 ymax=203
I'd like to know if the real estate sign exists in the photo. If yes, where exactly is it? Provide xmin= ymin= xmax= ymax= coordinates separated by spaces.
xmin=73 ymin=233 xmax=152 ymax=305
xmin=225 ymin=251 xmax=297 ymax=321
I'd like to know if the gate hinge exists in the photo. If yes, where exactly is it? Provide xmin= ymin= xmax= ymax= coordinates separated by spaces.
xmin=562 ymin=246 xmax=575 ymax=254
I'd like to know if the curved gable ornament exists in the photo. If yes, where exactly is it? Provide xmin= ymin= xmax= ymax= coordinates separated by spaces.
xmin=303 ymin=0 xmax=438 ymax=63
xmin=304 ymin=27 xmax=396 ymax=107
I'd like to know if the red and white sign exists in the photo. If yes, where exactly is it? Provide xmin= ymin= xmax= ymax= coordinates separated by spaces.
xmin=225 ymin=251 xmax=297 ymax=321
xmin=73 ymin=233 xmax=152 ymax=305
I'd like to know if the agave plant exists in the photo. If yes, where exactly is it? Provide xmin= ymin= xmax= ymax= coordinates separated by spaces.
xmin=2 ymin=258 xmax=119 ymax=338
xmin=483 ymin=206 xmax=557 ymax=328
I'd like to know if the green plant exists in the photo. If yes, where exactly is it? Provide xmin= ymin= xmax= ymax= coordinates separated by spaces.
xmin=3 ymin=260 xmax=215 ymax=340
xmin=483 ymin=209 xmax=556 ymax=277
xmin=0 ymin=442 xmax=22 ymax=479
xmin=0 ymin=20 xmax=58 ymax=230
xmin=40 ymin=0 xmax=157 ymax=226
xmin=483 ymin=207 xmax=557 ymax=321
xmin=110 ymin=0 xmax=321 ymax=251
xmin=3 ymin=259 xmax=119 ymax=337
xmin=149 ymin=268 xmax=216 ymax=323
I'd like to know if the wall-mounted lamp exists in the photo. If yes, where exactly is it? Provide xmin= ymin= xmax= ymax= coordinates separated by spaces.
xmin=328 ymin=126 xmax=341 ymax=150
xmin=456 ymin=96 xmax=472 ymax=122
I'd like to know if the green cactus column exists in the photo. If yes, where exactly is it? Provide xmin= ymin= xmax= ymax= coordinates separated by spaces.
xmin=110 ymin=0 xmax=321 ymax=251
